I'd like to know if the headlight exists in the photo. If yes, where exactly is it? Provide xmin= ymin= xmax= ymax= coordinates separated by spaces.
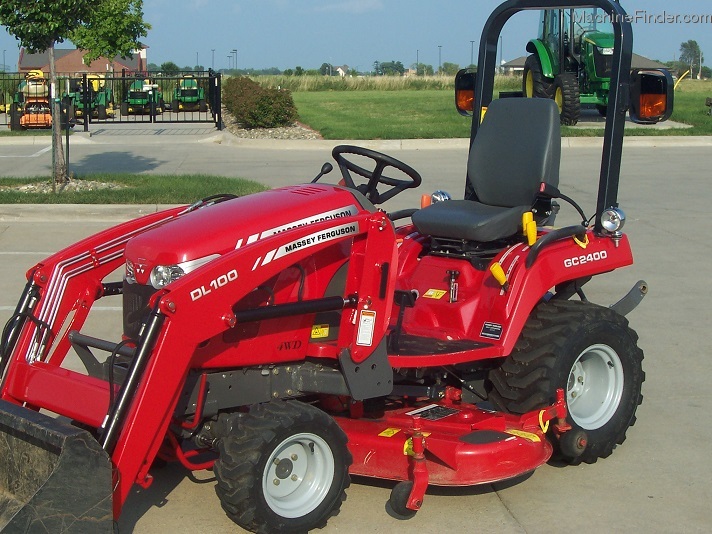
xmin=599 ymin=47 xmax=614 ymax=56
xmin=431 ymin=190 xmax=452 ymax=203
xmin=150 ymin=265 xmax=185 ymax=289
xmin=601 ymin=208 xmax=626 ymax=233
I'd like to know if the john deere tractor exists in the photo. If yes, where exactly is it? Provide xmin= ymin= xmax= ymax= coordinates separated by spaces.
xmin=65 ymin=75 xmax=114 ymax=121
xmin=120 ymin=77 xmax=164 ymax=115
xmin=523 ymin=6 xmax=615 ymax=124
xmin=171 ymin=75 xmax=208 ymax=112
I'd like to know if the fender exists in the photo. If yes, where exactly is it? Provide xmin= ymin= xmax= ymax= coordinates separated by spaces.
xmin=526 ymin=39 xmax=555 ymax=79
xmin=488 ymin=230 xmax=633 ymax=355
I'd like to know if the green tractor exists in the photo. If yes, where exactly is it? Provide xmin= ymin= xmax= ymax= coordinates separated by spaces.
xmin=171 ymin=75 xmax=208 ymax=112
xmin=523 ymin=6 xmax=615 ymax=125
xmin=65 ymin=75 xmax=114 ymax=120
xmin=120 ymin=77 xmax=164 ymax=115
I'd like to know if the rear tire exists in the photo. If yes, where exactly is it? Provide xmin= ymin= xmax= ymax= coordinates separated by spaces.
xmin=596 ymin=104 xmax=608 ymax=117
xmin=199 ymin=99 xmax=208 ymax=112
xmin=487 ymin=300 xmax=644 ymax=464
xmin=553 ymin=73 xmax=581 ymax=125
xmin=522 ymin=54 xmax=554 ymax=99
xmin=172 ymin=99 xmax=180 ymax=113
xmin=214 ymin=401 xmax=351 ymax=533
xmin=97 ymin=104 xmax=107 ymax=120
xmin=120 ymin=102 xmax=128 ymax=116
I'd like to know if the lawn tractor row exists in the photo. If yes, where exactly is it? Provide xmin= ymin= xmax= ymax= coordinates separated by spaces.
xmin=0 ymin=1 xmax=673 ymax=532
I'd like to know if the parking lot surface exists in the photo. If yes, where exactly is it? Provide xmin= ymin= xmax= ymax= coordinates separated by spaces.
xmin=0 ymin=126 xmax=711 ymax=533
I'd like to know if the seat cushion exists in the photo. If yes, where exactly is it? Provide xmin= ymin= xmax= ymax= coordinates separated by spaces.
xmin=412 ymin=200 xmax=529 ymax=242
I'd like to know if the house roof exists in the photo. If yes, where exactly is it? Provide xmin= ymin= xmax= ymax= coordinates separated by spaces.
xmin=19 ymin=48 xmax=142 ymax=73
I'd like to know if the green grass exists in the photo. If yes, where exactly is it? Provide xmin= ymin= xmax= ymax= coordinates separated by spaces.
xmin=0 ymin=174 xmax=268 ymax=204
xmin=0 ymin=127 xmax=55 ymax=137
xmin=294 ymin=90 xmax=473 ymax=139
xmin=292 ymin=78 xmax=712 ymax=139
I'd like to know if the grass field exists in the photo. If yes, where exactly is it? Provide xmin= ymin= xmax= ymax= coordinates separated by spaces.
xmin=0 ymin=174 xmax=267 ymax=204
xmin=290 ymin=77 xmax=712 ymax=140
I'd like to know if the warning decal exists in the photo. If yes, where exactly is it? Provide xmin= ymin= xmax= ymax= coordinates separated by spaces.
xmin=356 ymin=310 xmax=376 ymax=346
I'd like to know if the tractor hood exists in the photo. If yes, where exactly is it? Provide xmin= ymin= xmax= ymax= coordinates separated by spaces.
xmin=124 ymin=184 xmax=371 ymax=286
xmin=581 ymin=31 xmax=614 ymax=49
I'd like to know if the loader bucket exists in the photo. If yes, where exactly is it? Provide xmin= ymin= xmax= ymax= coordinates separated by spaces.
xmin=0 ymin=400 xmax=113 ymax=533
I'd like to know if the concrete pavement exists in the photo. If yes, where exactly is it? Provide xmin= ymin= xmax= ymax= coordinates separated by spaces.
xmin=1 ymin=127 xmax=712 ymax=533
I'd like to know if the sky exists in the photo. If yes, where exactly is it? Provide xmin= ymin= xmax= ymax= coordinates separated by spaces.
xmin=1 ymin=0 xmax=710 ymax=72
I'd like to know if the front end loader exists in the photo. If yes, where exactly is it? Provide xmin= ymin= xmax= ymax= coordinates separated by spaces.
xmin=0 ymin=1 xmax=673 ymax=532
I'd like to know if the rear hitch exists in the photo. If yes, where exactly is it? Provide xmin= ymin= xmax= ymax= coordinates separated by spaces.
xmin=610 ymin=279 xmax=648 ymax=316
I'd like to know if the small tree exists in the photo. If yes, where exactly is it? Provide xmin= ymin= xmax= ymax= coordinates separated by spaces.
xmin=441 ymin=62 xmax=460 ymax=76
xmin=0 ymin=0 xmax=149 ymax=187
xmin=70 ymin=0 xmax=150 ymax=70
xmin=160 ymin=62 xmax=181 ymax=75
xmin=679 ymin=40 xmax=702 ymax=79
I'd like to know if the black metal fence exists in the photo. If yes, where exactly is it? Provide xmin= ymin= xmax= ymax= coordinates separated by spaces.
xmin=0 ymin=70 xmax=222 ymax=130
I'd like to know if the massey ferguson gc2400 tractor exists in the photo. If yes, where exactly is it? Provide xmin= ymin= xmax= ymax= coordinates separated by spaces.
xmin=0 ymin=1 xmax=673 ymax=532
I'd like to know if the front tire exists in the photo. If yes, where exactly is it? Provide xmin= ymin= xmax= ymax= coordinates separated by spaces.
xmin=214 ymin=401 xmax=351 ymax=533
xmin=553 ymin=73 xmax=581 ymax=125
xmin=522 ymin=54 xmax=554 ymax=99
xmin=488 ymin=300 xmax=644 ymax=464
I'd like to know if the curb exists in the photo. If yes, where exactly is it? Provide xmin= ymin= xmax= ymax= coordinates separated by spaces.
xmin=3 ymin=131 xmax=712 ymax=150
xmin=0 ymin=203 xmax=180 ymax=222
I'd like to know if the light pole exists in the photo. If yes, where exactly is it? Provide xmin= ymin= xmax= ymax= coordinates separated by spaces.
xmin=227 ymin=55 xmax=232 ymax=71
xmin=499 ymin=36 xmax=503 ymax=73
xmin=2 ymin=50 xmax=5 ymax=72
xmin=416 ymin=49 xmax=419 ymax=75
xmin=232 ymin=49 xmax=238 ymax=73
xmin=196 ymin=52 xmax=199 ymax=70
xmin=211 ymin=49 xmax=215 ymax=70
xmin=438 ymin=45 xmax=442 ymax=74
xmin=470 ymin=40 xmax=475 ymax=67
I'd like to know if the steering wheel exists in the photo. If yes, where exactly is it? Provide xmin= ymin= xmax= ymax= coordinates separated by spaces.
xmin=332 ymin=145 xmax=421 ymax=205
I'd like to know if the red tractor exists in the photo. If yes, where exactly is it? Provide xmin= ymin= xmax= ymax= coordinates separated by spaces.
xmin=0 ymin=1 xmax=672 ymax=532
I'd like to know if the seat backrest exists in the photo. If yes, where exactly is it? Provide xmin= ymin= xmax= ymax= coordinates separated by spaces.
xmin=468 ymin=98 xmax=560 ymax=208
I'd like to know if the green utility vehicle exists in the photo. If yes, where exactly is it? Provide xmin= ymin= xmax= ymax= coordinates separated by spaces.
xmin=65 ymin=75 xmax=114 ymax=120
xmin=523 ymin=6 xmax=615 ymax=124
xmin=121 ymin=78 xmax=164 ymax=115
xmin=172 ymin=75 xmax=208 ymax=112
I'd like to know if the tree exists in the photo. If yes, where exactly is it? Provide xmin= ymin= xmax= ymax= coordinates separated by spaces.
xmin=441 ymin=62 xmax=460 ymax=76
xmin=320 ymin=63 xmax=334 ymax=76
xmin=70 ymin=0 xmax=149 ymax=68
xmin=283 ymin=68 xmax=294 ymax=76
xmin=160 ymin=62 xmax=181 ymax=75
xmin=411 ymin=62 xmax=434 ymax=76
xmin=0 ymin=0 xmax=149 ymax=187
xmin=679 ymin=40 xmax=702 ymax=79
xmin=379 ymin=60 xmax=405 ymax=76
xmin=294 ymin=66 xmax=305 ymax=76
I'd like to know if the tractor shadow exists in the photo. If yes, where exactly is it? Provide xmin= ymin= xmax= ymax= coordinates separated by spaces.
xmin=67 ymin=151 xmax=161 ymax=176
xmin=351 ymin=472 xmax=535 ymax=520
xmin=117 ymin=463 xmax=216 ymax=533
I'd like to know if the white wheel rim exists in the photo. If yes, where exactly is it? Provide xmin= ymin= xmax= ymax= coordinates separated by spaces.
xmin=566 ymin=344 xmax=624 ymax=430
xmin=262 ymin=432 xmax=335 ymax=518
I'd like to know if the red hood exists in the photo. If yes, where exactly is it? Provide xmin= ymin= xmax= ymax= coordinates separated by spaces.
xmin=125 ymin=184 xmax=369 ymax=284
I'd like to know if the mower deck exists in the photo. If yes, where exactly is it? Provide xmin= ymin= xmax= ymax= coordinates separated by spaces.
xmin=338 ymin=390 xmax=562 ymax=487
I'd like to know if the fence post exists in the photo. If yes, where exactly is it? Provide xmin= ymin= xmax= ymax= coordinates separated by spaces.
xmin=83 ymin=74 xmax=89 ymax=132
xmin=215 ymin=72 xmax=222 ymax=130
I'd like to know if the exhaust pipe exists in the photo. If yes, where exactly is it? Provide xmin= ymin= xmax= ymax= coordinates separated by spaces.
xmin=0 ymin=400 xmax=113 ymax=532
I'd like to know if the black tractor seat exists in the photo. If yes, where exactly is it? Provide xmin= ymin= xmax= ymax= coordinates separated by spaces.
xmin=413 ymin=97 xmax=561 ymax=243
